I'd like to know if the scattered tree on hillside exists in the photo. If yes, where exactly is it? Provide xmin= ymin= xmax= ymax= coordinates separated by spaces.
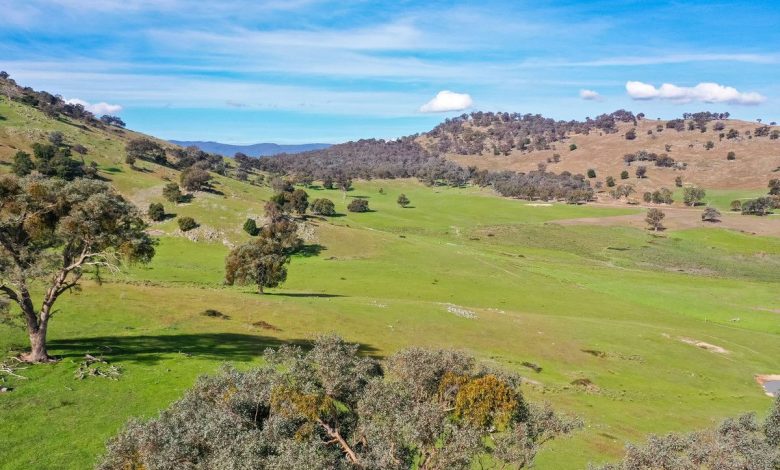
xmin=587 ymin=169 xmax=596 ymax=178
xmin=642 ymin=192 xmax=652 ymax=203
xmin=651 ymin=188 xmax=674 ymax=205
xmin=0 ymin=175 xmax=155 ymax=362
xmin=29 ymin=143 xmax=86 ymax=180
xmin=225 ymin=204 xmax=302 ymax=294
xmin=620 ymin=170 xmax=629 ymax=180
xmin=682 ymin=185 xmax=705 ymax=206
xmin=289 ymin=189 xmax=309 ymax=215
xmin=100 ymin=115 xmax=125 ymax=128
xmin=605 ymin=176 xmax=615 ymax=188
xmin=704 ymin=140 xmax=715 ymax=150
xmin=311 ymin=198 xmax=336 ymax=216
xmin=397 ymin=193 xmax=410 ymax=207
xmin=741 ymin=197 xmax=773 ymax=216
xmin=71 ymin=144 xmax=88 ymax=155
xmin=47 ymin=131 xmax=64 ymax=147
xmin=769 ymin=179 xmax=780 ymax=196
xmin=598 ymin=396 xmax=780 ymax=470
xmin=180 ymin=166 xmax=212 ymax=192
xmin=162 ymin=182 xmax=184 ymax=203
xmin=569 ymin=144 xmax=577 ymax=151
xmin=730 ymin=200 xmax=742 ymax=212
xmin=727 ymin=151 xmax=736 ymax=160
xmin=610 ymin=184 xmax=635 ymax=201
xmin=148 ymin=203 xmax=165 ymax=222
xmin=178 ymin=217 xmax=198 ymax=232
xmin=674 ymin=176 xmax=683 ymax=187
xmin=625 ymin=128 xmax=636 ymax=140
xmin=125 ymin=138 xmax=167 ymax=165
xmin=98 ymin=336 xmax=581 ymax=470
xmin=701 ymin=207 xmax=721 ymax=222
xmin=348 ymin=199 xmax=370 ymax=213
xmin=270 ymin=177 xmax=294 ymax=193
xmin=635 ymin=166 xmax=647 ymax=179
xmin=645 ymin=208 xmax=665 ymax=231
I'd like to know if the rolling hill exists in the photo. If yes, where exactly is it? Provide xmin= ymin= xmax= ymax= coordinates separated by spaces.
xmin=1 ymin=87 xmax=779 ymax=470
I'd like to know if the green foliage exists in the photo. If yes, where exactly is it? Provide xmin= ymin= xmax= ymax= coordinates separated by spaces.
xmin=769 ymin=179 xmax=780 ymax=196
xmin=727 ymin=151 xmax=736 ymax=160
xmin=682 ymin=185 xmax=706 ymax=206
xmin=243 ymin=218 xmax=259 ymax=236
xmin=741 ymin=197 xmax=773 ymax=216
xmin=730 ymin=200 xmax=743 ymax=211
xmin=31 ymin=142 xmax=85 ymax=180
xmin=177 ymin=217 xmax=198 ymax=232
xmin=620 ymin=170 xmax=629 ymax=180
xmin=635 ymin=166 xmax=647 ymax=178
xmin=348 ymin=198 xmax=370 ymax=212
xmin=11 ymin=151 xmax=33 ymax=176
xmin=674 ymin=176 xmax=683 ymax=187
xmin=701 ymin=206 xmax=721 ymax=222
xmin=125 ymin=138 xmax=166 ymax=165
xmin=651 ymin=188 xmax=674 ymax=204
xmin=162 ymin=182 xmax=184 ymax=203
xmin=147 ymin=203 xmax=165 ymax=222
xmin=310 ymin=198 xmax=336 ymax=216
xmin=704 ymin=140 xmax=715 ymax=150
xmin=605 ymin=176 xmax=615 ymax=187
xmin=569 ymin=143 xmax=577 ymax=151
xmin=397 ymin=193 xmax=410 ymax=207
xmin=587 ymin=168 xmax=596 ymax=178
xmin=98 ymin=336 xmax=577 ymax=469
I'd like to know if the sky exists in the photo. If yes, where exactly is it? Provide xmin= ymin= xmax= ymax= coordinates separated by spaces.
xmin=1 ymin=0 xmax=779 ymax=144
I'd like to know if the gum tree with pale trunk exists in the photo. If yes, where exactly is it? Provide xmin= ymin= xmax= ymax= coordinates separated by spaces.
xmin=0 ymin=175 xmax=155 ymax=362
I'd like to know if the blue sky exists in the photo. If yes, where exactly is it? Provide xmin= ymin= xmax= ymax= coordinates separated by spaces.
xmin=1 ymin=0 xmax=778 ymax=144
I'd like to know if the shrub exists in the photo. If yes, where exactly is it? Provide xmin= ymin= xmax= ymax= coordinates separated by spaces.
xmin=569 ymin=143 xmax=577 ymax=151
xmin=730 ymin=200 xmax=742 ymax=212
xmin=178 ymin=217 xmax=198 ymax=231
xmin=674 ymin=176 xmax=683 ymax=187
xmin=347 ymin=199 xmax=370 ymax=213
xmin=97 ymin=336 xmax=580 ymax=470
xmin=620 ymin=170 xmax=629 ymax=180
xmin=701 ymin=207 xmax=721 ymax=222
xmin=587 ymin=169 xmax=596 ymax=178
xmin=180 ymin=167 xmax=212 ymax=191
xmin=768 ymin=178 xmax=780 ymax=196
xmin=397 ymin=193 xmax=410 ymax=207
xmin=310 ymin=198 xmax=336 ymax=216
xmin=704 ymin=140 xmax=715 ymax=150
xmin=243 ymin=218 xmax=259 ymax=236
xmin=682 ymin=185 xmax=705 ymax=206
xmin=741 ymin=197 xmax=773 ymax=216
xmin=605 ymin=176 xmax=615 ymax=187
xmin=12 ymin=151 xmax=34 ymax=176
xmin=162 ymin=182 xmax=184 ymax=203
xmin=625 ymin=128 xmax=636 ymax=140
xmin=147 ymin=203 xmax=165 ymax=222
xmin=642 ymin=192 xmax=652 ymax=203
xmin=635 ymin=166 xmax=647 ymax=178
xmin=727 ymin=151 xmax=736 ymax=160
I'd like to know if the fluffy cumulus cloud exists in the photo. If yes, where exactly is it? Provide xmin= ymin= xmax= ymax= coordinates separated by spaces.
xmin=579 ymin=89 xmax=603 ymax=101
xmin=419 ymin=90 xmax=473 ymax=113
xmin=625 ymin=81 xmax=766 ymax=105
xmin=65 ymin=98 xmax=123 ymax=115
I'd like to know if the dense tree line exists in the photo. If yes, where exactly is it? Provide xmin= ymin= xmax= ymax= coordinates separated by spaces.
xmin=98 ymin=336 xmax=580 ymax=469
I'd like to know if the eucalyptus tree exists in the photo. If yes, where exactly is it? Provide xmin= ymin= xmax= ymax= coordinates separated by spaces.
xmin=0 ymin=175 xmax=155 ymax=362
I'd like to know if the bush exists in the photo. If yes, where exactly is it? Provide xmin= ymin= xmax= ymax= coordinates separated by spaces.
xmin=730 ymin=200 xmax=742 ymax=212
xmin=645 ymin=208 xmax=665 ymax=231
xmin=625 ymin=128 xmax=636 ymax=140
xmin=569 ymin=143 xmax=577 ymax=151
xmin=587 ymin=169 xmax=596 ymax=178
xmin=605 ymin=176 xmax=615 ymax=187
xmin=741 ymin=197 xmax=773 ymax=216
xmin=701 ymin=207 xmax=721 ymax=222
xmin=727 ymin=151 xmax=736 ymax=160
xmin=97 ymin=336 xmax=580 ymax=470
xmin=178 ymin=217 xmax=198 ymax=232
xmin=180 ymin=167 xmax=212 ymax=191
xmin=147 ymin=203 xmax=165 ymax=222
xmin=642 ymin=192 xmax=652 ymax=203
xmin=310 ymin=198 xmax=336 ymax=216
xmin=347 ymin=199 xmax=370 ymax=213
xmin=620 ymin=170 xmax=629 ymax=180
xmin=682 ymin=185 xmax=705 ymax=206
xmin=635 ymin=166 xmax=647 ymax=178
xmin=162 ymin=182 xmax=184 ymax=203
xmin=243 ymin=218 xmax=259 ymax=236
xmin=397 ymin=193 xmax=410 ymax=207
xmin=674 ymin=176 xmax=683 ymax=187
xmin=704 ymin=140 xmax=715 ymax=150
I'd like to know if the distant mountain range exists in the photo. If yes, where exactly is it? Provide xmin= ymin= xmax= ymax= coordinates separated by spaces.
xmin=169 ymin=140 xmax=331 ymax=157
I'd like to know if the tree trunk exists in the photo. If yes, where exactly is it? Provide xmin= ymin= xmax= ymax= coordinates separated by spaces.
xmin=258 ymin=285 xmax=264 ymax=295
xmin=23 ymin=323 xmax=52 ymax=363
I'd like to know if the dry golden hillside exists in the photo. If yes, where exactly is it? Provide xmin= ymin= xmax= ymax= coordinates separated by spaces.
xmin=439 ymin=119 xmax=780 ymax=192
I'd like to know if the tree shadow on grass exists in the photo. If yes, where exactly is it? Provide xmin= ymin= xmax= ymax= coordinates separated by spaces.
xmin=266 ymin=292 xmax=345 ymax=298
xmin=295 ymin=244 xmax=326 ymax=257
xmin=49 ymin=332 xmax=379 ymax=364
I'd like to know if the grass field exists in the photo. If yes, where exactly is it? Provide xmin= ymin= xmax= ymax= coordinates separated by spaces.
xmin=1 ymin=97 xmax=780 ymax=469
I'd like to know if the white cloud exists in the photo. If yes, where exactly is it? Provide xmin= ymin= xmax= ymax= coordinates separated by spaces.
xmin=65 ymin=98 xmax=123 ymax=115
xmin=625 ymin=81 xmax=766 ymax=105
xmin=419 ymin=90 xmax=473 ymax=113
xmin=579 ymin=89 xmax=603 ymax=101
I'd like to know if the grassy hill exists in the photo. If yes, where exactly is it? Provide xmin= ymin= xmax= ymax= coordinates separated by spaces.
xmin=1 ymin=96 xmax=779 ymax=469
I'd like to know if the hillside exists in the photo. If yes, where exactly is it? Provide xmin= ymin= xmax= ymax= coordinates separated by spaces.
xmin=1 ymin=92 xmax=779 ymax=469
xmin=169 ymin=140 xmax=331 ymax=157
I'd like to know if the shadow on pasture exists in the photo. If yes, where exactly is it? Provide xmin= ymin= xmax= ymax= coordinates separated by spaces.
xmin=49 ymin=332 xmax=379 ymax=364
xmin=295 ymin=244 xmax=326 ymax=257
xmin=266 ymin=292 xmax=345 ymax=298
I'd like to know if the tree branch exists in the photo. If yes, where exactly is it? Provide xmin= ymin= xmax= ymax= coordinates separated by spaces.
xmin=317 ymin=418 xmax=358 ymax=464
